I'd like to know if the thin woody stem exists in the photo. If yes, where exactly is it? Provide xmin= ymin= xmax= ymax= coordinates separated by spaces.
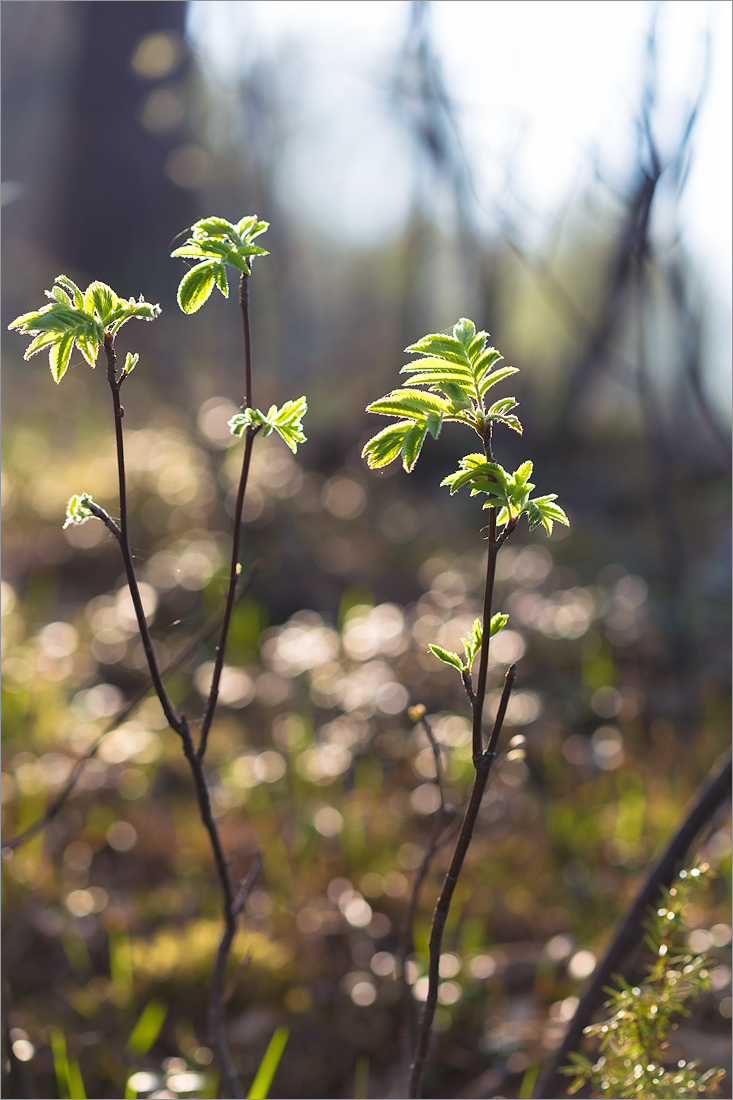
xmin=409 ymin=664 xmax=517 ymax=1098
xmin=104 ymin=335 xmax=182 ymax=734
xmin=104 ymin=332 xmax=246 ymax=1097
xmin=472 ymin=507 xmax=497 ymax=757
xmin=198 ymin=272 xmax=258 ymax=759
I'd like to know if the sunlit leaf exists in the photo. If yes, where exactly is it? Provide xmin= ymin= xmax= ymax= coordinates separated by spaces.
xmin=489 ymin=612 xmax=509 ymax=636
xmin=361 ymin=422 xmax=411 ymax=469
xmin=366 ymin=388 xmax=449 ymax=419
xmin=428 ymin=644 xmax=463 ymax=670
xmin=49 ymin=328 xmax=75 ymax=383
xmin=401 ymin=420 xmax=428 ymax=471
xmin=176 ymin=262 xmax=218 ymax=314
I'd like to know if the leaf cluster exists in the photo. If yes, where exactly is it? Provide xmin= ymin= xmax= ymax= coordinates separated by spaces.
xmin=563 ymin=864 xmax=726 ymax=1099
xmin=171 ymin=215 xmax=269 ymax=314
xmin=441 ymin=456 xmax=568 ymax=535
xmin=8 ymin=276 xmax=160 ymax=383
xmin=361 ymin=318 xmax=569 ymax=537
xmin=228 ymin=397 xmax=308 ymax=454
xmin=428 ymin=614 xmax=508 ymax=674
xmin=63 ymin=493 xmax=96 ymax=529
xmin=362 ymin=317 xmax=519 ymax=473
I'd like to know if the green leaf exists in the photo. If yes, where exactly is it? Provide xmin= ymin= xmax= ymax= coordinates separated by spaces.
xmin=56 ymin=275 xmax=84 ymax=308
xmin=440 ymin=381 xmax=474 ymax=412
xmin=460 ymin=618 xmax=482 ymax=671
xmin=473 ymin=346 xmax=503 ymax=375
xmin=21 ymin=330 xmax=57 ymax=360
xmin=229 ymin=398 xmax=308 ymax=453
xmin=489 ymin=612 xmax=509 ymax=636
xmin=361 ymin=423 xmax=411 ymax=469
xmin=453 ymin=316 xmax=477 ymax=346
xmin=400 ymin=358 xmax=474 ymax=387
xmin=75 ymin=322 xmax=99 ymax=367
xmin=214 ymin=263 xmax=230 ymax=298
xmin=63 ymin=492 xmax=96 ymax=529
xmin=440 ymin=455 xmax=511 ymax=498
xmin=171 ymin=240 xmax=226 ymax=260
xmin=477 ymin=364 xmax=519 ymax=398
xmin=497 ymin=414 xmax=523 ymax=434
xmin=428 ymin=644 xmax=463 ymax=671
xmin=404 ymin=333 xmax=469 ymax=366
xmin=401 ymin=420 xmax=429 ymax=471
xmin=84 ymin=280 xmax=119 ymax=322
xmin=173 ymin=215 xmax=270 ymax=290
xmin=122 ymin=352 xmax=139 ymax=376
xmin=177 ymin=262 xmax=218 ymax=314
xmin=269 ymin=395 xmax=308 ymax=452
xmin=527 ymin=495 xmax=570 ymax=535
xmin=425 ymin=409 xmax=444 ymax=439
xmin=366 ymin=388 xmax=449 ymax=419
xmin=193 ymin=215 xmax=238 ymax=237
xmin=9 ymin=277 xmax=159 ymax=383
xmin=486 ymin=396 xmax=518 ymax=418
xmin=49 ymin=328 xmax=76 ymax=383
xmin=513 ymin=460 xmax=533 ymax=486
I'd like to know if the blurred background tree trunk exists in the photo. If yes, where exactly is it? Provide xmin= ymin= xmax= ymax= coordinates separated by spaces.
xmin=2 ymin=0 xmax=194 ymax=300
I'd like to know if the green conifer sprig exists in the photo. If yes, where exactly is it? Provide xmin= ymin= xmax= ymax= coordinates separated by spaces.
xmin=563 ymin=864 xmax=726 ymax=1099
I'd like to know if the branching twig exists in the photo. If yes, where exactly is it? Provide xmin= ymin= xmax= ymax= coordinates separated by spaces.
xmin=398 ymin=710 xmax=459 ymax=1063
xmin=211 ymin=851 xmax=263 ymax=1095
xmin=102 ymin=328 xmax=250 ymax=1097
xmin=409 ymin=662 xmax=517 ymax=1098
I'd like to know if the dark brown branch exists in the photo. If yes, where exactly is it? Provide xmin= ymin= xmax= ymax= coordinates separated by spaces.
xmin=198 ymin=429 xmax=257 ymax=758
xmin=102 ymin=332 xmax=247 ymax=1096
xmin=535 ymin=746 xmax=732 ymax=1100
xmin=198 ymin=272 xmax=258 ymax=759
xmin=211 ymin=852 xmax=263 ymax=1098
xmin=239 ymin=272 xmax=253 ymax=409
xmin=397 ymin=710 xmax=459 ymax=1064
xmin=409 ymin=664 xmax=516 ymax=1098
xmin=104 ymin=335 xmax=183 ymax=735
xmin=86 ymin=500 xmax=121 ymax=540
xmin=471 ymin=508 xmax=497 ymax=758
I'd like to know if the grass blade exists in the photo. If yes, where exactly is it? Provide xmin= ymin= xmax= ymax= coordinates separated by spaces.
xmin=126 ymin=998 xmax=167 ymax=1056
xmin=50 ymin=1026 xmax=87 ymax=1099
xmin=247 ymin=1026 xmax=289 ymax=1099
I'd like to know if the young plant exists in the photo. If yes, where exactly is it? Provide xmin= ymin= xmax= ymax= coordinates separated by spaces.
xmin=8 ymin=215 xmax=308 ymax=1099
xmin=562 ymin=864 xmax=726 ymax=1099
xmin=362 ymin=317 xmax=569 ymax=1097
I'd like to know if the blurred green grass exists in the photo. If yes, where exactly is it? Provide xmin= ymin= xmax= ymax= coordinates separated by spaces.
xmin=2 ymin=398 xmax=730 ymax=1098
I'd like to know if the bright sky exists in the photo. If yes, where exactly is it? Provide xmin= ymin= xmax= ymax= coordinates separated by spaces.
xmin=188 ymin=0 xmax=731 ymax=302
